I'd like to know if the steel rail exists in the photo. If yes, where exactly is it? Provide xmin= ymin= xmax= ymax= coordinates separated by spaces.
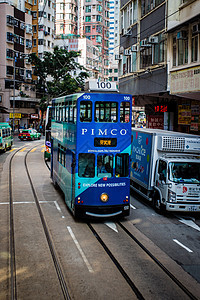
xmin=9 ymin=147 xmax=23 ymax=300
xmin=118 ymin=221 xmax=198 ymax=300
xmin=25 ymin=145 xmax=71 ymax=300
xmin=87 ymin=223 xmax=145 ymax=300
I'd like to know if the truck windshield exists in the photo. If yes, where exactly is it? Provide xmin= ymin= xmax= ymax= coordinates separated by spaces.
xmin=169 ymin=162 xmax=200 ymax=184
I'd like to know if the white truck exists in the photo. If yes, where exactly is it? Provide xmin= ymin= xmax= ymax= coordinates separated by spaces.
xmin=131 ymin=128 xmax=200 ymax=212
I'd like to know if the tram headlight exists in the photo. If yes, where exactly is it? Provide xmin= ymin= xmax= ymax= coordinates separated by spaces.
xmin=100 ymin=193 xmax=109 ymax=203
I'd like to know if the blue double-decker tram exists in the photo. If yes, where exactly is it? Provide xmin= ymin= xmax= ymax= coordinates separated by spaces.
xmin=51 ymin=92 xmax=132 ymax=218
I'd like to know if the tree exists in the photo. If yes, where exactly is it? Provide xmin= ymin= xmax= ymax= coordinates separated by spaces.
xmin=29 ymin=46 xmax=89 ymax=121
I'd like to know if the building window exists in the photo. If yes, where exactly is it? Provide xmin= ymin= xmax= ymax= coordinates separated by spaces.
xmin=173 ymin=37 xmax=176 ymax=66
xmin=85 ymin=16 xmax=91 ymax=22
xmin=85 ymin=5 xmax=91 ymax=12
xmin=85 ymin=26 xmax=91 ymax=33
xmin=191 ymin=35 xmax=198 ymax=62
xmin=141 ymin=0 xmax=164 ymax=17
xmin=153 ymin=34 xmax=165 ymax=64
xmin=6 ymin=15 xmax=14 ymax=26
xmin=177 ymin=31 xmax=188 ymax=65
xmin=6 ymin=66 xmax=14 ymax=76
xmin=140 ymin=47 xmax=152 ymax=69
xmin=7 ymin=32 xmax=14 ymax=42
xmin=6 ymin=49 xmax=14 ymax=59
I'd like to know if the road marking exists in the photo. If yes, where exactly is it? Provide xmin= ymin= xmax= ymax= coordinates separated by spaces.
xmin=173 ymin=239 xmax=193 ymax=253
xmin=0 ymin=201 xmax=55 ymax=205
xmin=130 ymin=204 xmax=136 ymax=209
xmin=41 ymin=149 xmax=45 ymax=152
xmin=9 ymin=148 xmax=18 ymax=152
xmin=104 ymin=222 xmax=118 ymax=232
xmin=179 ymin=218 xmax=200 ymax=232
xmin=41 ymin=145 xmax=45 ymax=148
xmin=67 ymin=226 xmax=94 ymax=273
xmin=54 ymin=201 xmax=61 ymax=212
xmin=19 ymin=147 xmax=27 ymax=152
xmin=30 ymin=148 xmax=37 ymax=152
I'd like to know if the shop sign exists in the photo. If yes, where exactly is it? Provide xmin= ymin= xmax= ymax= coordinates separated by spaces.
xmin=170 ymin=66 xmax=200 ymax=94
xmin=178 ymin=105 xmax=191 ymax=125
xmin=148 ymin=115 xmax=164 ymax=129
xmin=9 ymin=113 xmax=21 ymax=119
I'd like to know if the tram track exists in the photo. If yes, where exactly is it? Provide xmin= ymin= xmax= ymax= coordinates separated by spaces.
xmin=9 ymin=143 xmax=71 ymax=300
xmin=87 ymin=221 xmax=199 ymax=300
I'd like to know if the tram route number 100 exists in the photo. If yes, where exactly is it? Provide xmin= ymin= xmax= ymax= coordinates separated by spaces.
xmin=97 ymin=82 xmax=111 ymax=89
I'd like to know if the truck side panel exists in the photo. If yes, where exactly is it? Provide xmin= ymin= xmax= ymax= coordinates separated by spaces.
xmin=131 ymin=130 xmax=154 ymax=190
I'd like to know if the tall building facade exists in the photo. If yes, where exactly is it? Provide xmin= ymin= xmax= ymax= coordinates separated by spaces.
xmin=118 ymin=0 xmax=200 ymax=134
xmin=55 ymin=0 xmax=110 ymax=80
xmin=108 ymin=0 xmax=120 ymax=87
xmin=0 ymin=0 xmax=38 ymax=127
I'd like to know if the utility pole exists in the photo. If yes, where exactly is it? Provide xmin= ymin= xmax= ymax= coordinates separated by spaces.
xmin=12 ymin=57 xmax=16 ymax=133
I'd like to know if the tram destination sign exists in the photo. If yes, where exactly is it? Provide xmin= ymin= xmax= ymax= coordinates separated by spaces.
xmin=85 ymin=80 xmax=118 ymax=92
xmin=94 ymin=138 xmax=117 ymax=147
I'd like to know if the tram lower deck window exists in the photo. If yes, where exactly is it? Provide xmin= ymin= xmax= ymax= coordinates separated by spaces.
xmin=97 ymin=154 xmax=113 ymax=177
xmin=78 ymin=153 xmax=95 ymax=177
xmin=115 ymin=154 xmax=129 ymax=177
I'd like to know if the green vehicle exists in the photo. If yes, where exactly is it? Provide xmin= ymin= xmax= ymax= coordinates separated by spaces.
xmin=18 ymin=128 xmax=41 ymax=141
xmin=0 ymin=123 xmax=13 ymax=152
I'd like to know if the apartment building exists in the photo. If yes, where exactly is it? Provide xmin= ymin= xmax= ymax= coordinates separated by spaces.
xmin=0 ymin=1 xmax=39 ymax=128
xmin=167 ymin=0 xmax=200 ymax=133
xmin=108 ymin=0 xmax=120 ymax=87
xmin=79 ymin=0 xmax=110 ymax=80
xmin=54 ymin=36 xmax=101 ymax=79
xmin=118 ymin=0 xmax=200 ymax=134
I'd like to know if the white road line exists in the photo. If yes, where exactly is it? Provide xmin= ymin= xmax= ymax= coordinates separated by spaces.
xmin=67 ymin=226 xmax=94 ymax=273
xmin=130 ymin=204 xmax=136 ymax=209
xmin=173 ymin=239 xmax=193 ymax=253
xmin=179 ymin=218 xmax=200 ymax=232
xmin=104 ymin=222 xmax=118 ymax=232
xmin=0 ymin=201 xmax=55 ymax=205
xmin=54 ymin=201 xmax=61 ymax=212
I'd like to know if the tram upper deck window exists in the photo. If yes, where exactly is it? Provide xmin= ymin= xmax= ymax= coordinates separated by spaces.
xmin=95 ymin=102 xmax=118 ymax=122
xmin=78 ymin=153 xmax=95 ymax=177
xmin=120 ymin=102 xmax=130 ymax=123
xmin=80 ymin=101 xmax=92 ymax=122
xmin=115 ymin=154 xmax=129 ymax=177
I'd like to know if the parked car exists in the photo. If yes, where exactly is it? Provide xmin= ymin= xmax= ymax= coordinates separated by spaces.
xmin=18 ymin=129 xmax=41 ymax=141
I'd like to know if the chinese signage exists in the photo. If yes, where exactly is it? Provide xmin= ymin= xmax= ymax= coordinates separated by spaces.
xmin=9 ymin=113 xmax=21 ymax=119
xmin=170 ymin=66 xmax=200 ymax=94
xmin=148 ymin=115 xmax=164 ymax=129
xmin=178 ymin=102 xmax=200 ymax=131
xmin=178 ymin=105 xmax=191 ymax=125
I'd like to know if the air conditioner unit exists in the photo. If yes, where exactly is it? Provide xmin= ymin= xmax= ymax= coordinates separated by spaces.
xmin=125 ymin=28 xmax=132 ymax=36
xmin=192 ymin=24 xmax=200 ymax=34
xmin=131 ymin=45 xmax=138 ymax=52
xmin=148 ymin=36 xmax=158 ymax=44
xmin=177 ymin=30 xmax=187 ymax=39
xmin=115 ymin=54 xmax=122 ymax=60
xmin=124 ymin=49 xmax=131 ymax=56
xmin=140 ymin=39 xmax=147 ymax=46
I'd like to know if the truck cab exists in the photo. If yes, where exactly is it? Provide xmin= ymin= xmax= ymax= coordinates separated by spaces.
xmin=154 ymin=155 xmax=200 ymax=212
